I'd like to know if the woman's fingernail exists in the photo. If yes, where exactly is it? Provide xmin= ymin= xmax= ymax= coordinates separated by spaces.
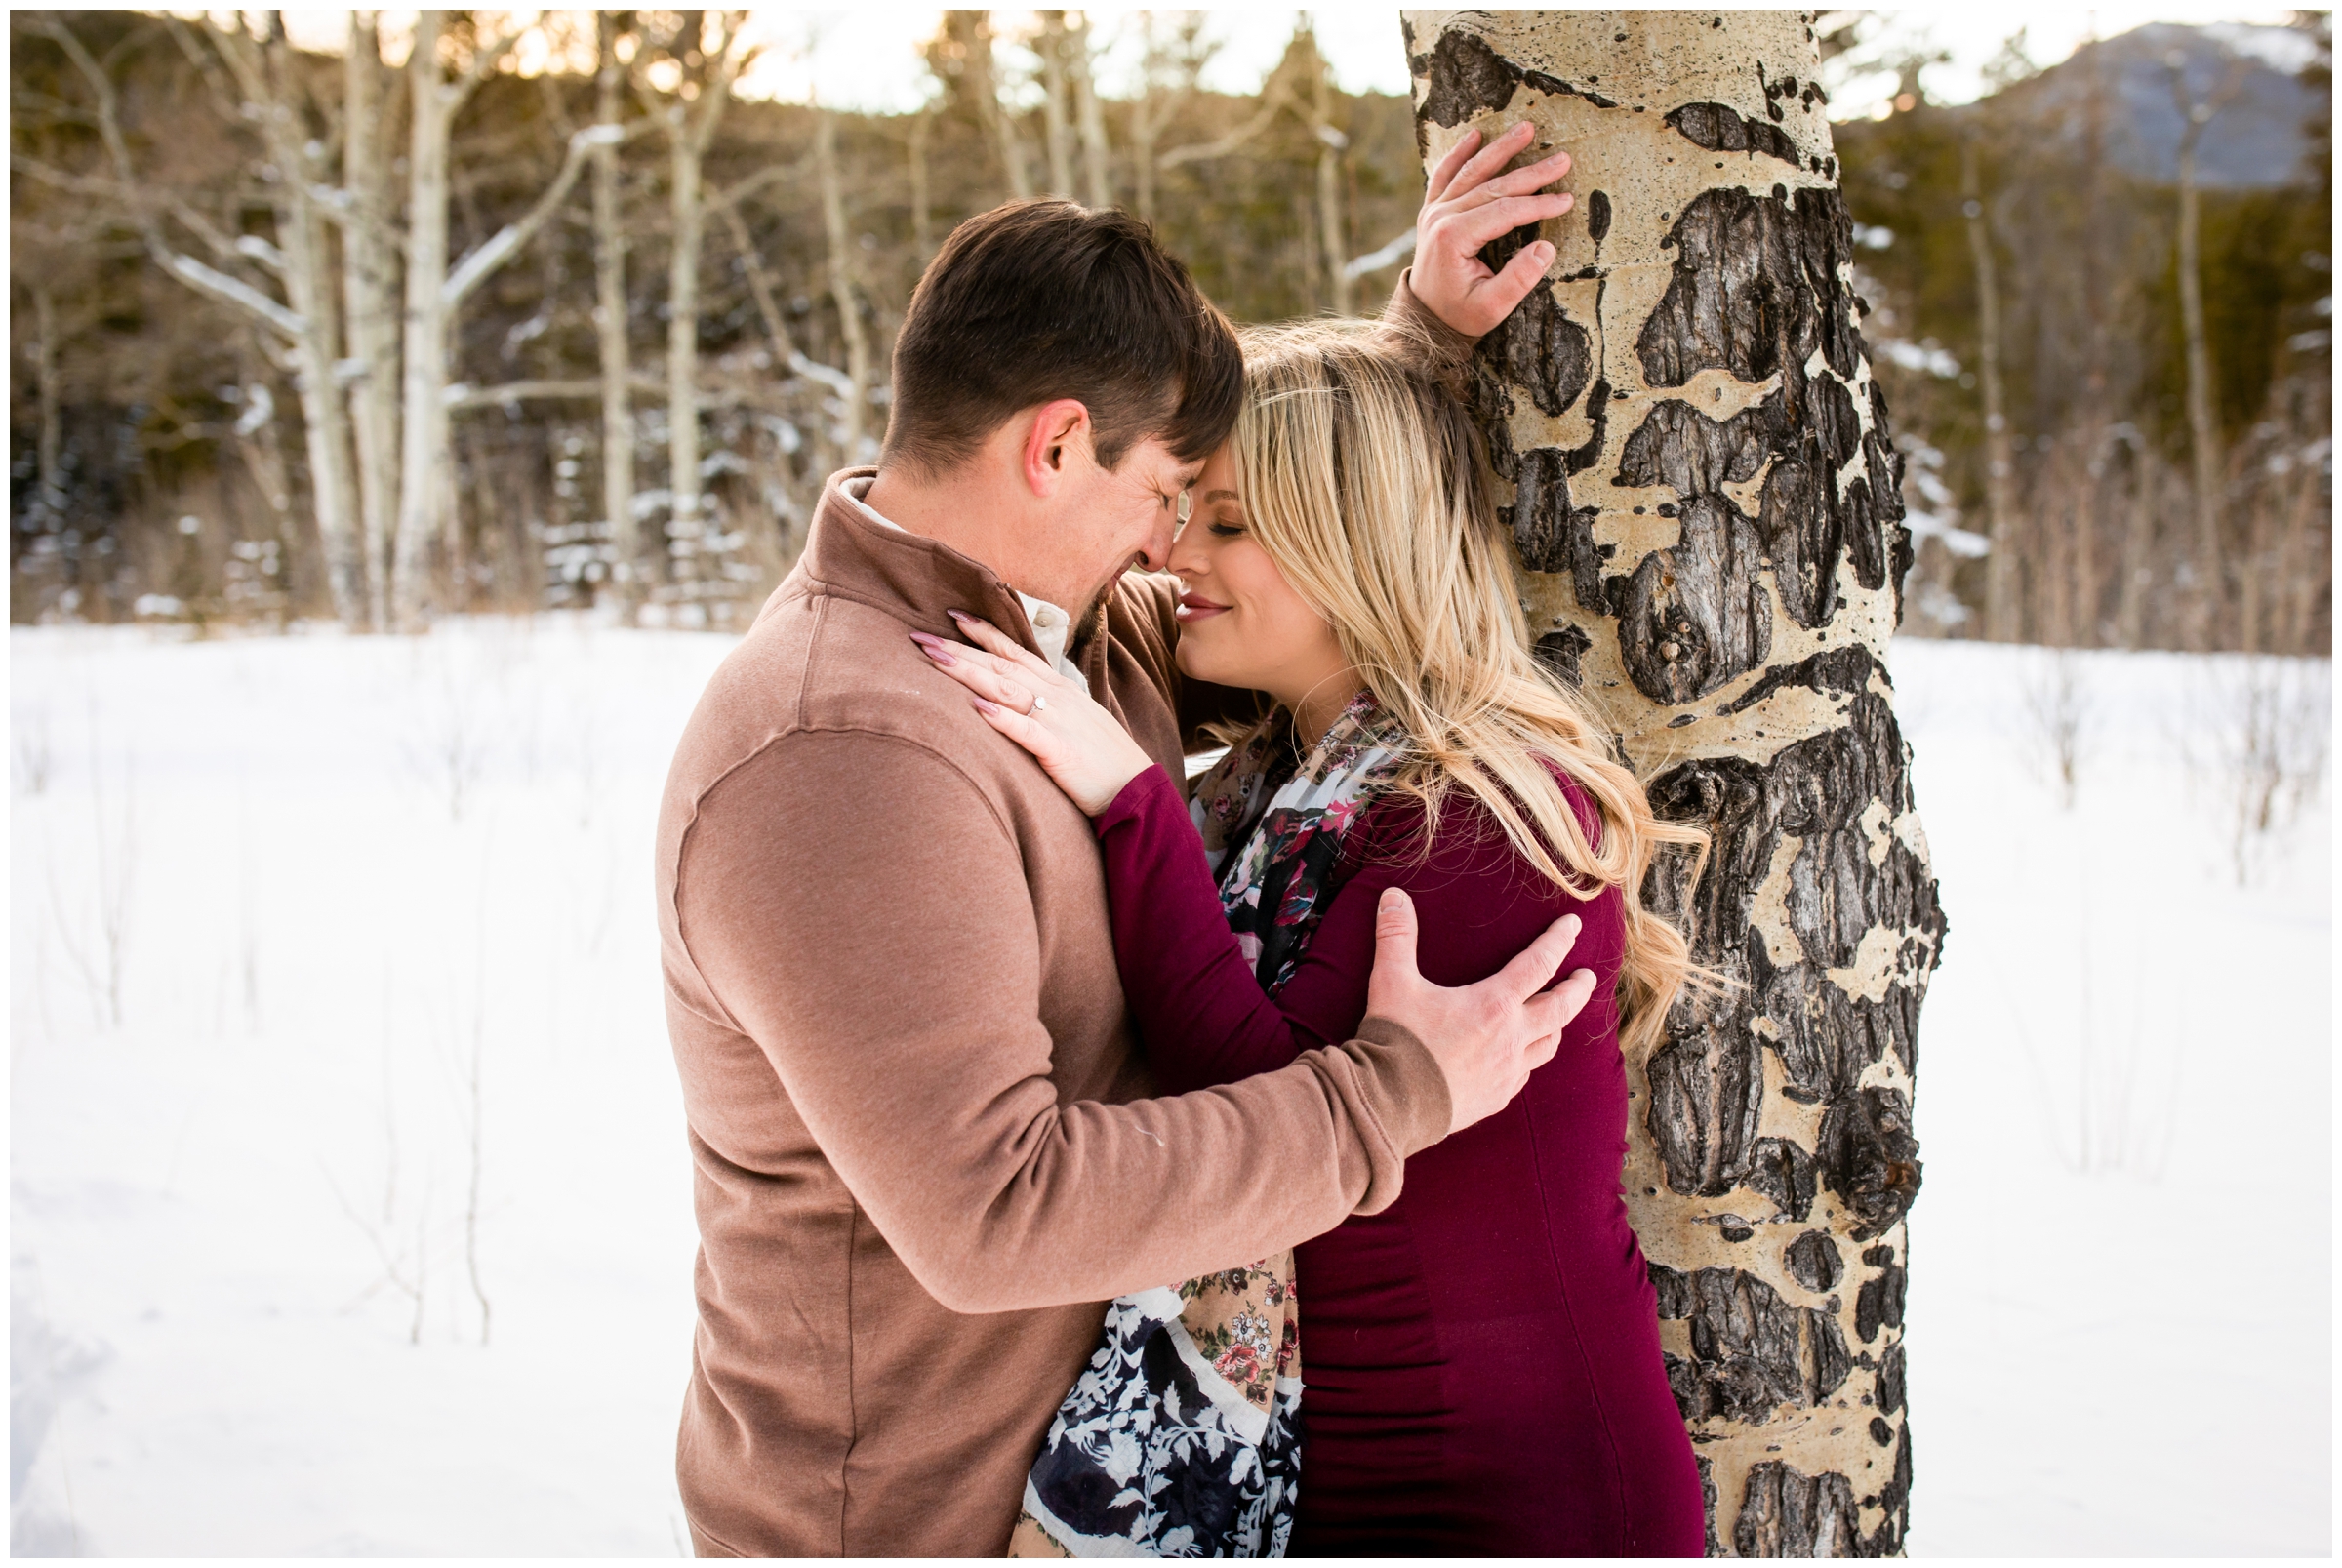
xmin=971 ymin=695 xmax=1000 ymax=715
xmin=948 ymin=609 xmax=973 ymax=623
xmin=916 ymin=639 xmax=956 ymax=665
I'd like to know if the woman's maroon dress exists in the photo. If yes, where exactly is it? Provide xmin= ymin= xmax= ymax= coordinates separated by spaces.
xmin=1095 ymin=764 xmax=1706 ymax=1556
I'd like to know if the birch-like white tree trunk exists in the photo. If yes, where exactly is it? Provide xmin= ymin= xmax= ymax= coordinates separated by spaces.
xmin=1038 ymin=11 xmax=1077 ymax=199
xmin=594 ymin=13 xmax=638 ymax=610
xmin=391 ymin=9 xmax=457 ymax=625
xmin=644 ymin=12 xmax=754 ymax=580
xmin=2170 ymin=60 xmax=2246 ymax=650
xmin=343 ymin=11 xmax=402 ymax=632
xmin=36 ymin=15 xmax=366 ymax=626
xmin=1070 ymin=13 xmax=1113 ymax=210
xmin=391 ymin=11 xmax=617 ymax=625
xmin=817 ymin=108 xmax=874 ymax=459
xmin=1406 ymin=13 xmax=1944 ymax=1554
xmin=1960 ymin=138 xmax=2018 ymax=643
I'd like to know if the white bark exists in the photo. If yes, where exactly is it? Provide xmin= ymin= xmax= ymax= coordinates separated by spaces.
xmin=594 ymin=13 xmax=637 ymax=608
xmin=818 ymin=108 xmax=874 ymax=459
xmin=645 ymin=13 xmax=754 ymax=557
xmin=391 ymin=9 xmax=455 ymax=626
xmin=344 ymin=11 xmax=401 ymax=631
xmin=1038 ymin=12 xmax=1076 ymax=199
xmin=1962 ymin=138 xmax=2018 ymax=643
xmin=1406 ymin=13 xmax=1940 ymax=1552
xmin=1070 ymin=14 xmax=1112 ymax=210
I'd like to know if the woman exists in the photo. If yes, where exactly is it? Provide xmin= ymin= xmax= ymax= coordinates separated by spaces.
xmin=914 ymin=305 xmax=1711 ymax=1552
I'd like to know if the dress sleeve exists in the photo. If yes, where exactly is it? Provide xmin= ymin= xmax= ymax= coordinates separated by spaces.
xmin=1097 ymin=766 xmax=1620 ymax=1098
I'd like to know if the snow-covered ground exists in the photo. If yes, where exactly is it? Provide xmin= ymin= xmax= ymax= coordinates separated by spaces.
xmin=9 ymin=620 xmax=2331 ymax=1556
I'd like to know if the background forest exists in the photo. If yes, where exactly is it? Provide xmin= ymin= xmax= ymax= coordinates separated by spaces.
xmin=9 ymin=9 xmax=2332 ymax=652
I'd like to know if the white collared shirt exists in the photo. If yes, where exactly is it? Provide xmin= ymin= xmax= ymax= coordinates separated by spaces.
xmin=841 ymin=475 xmax=1082 ymax=681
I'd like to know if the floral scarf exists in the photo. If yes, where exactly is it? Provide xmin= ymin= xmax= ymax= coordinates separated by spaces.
xmin=1191 ymin=690 xmax=1412 ymax=997
xmin=1012 ymin=692 xmax=1407 ymax=1560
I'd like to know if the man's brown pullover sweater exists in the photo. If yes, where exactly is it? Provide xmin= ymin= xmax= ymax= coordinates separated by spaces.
xmin=656 ymin=473 xmax=1452 ymax=1555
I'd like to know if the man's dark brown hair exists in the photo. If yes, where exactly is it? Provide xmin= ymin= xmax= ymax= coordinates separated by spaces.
xmin=881 ymin=200 xmax=1242 ymax=476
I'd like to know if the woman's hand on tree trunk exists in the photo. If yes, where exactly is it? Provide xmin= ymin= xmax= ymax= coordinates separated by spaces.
xmin=1412 ymin=121 xmax=1574 ymax=340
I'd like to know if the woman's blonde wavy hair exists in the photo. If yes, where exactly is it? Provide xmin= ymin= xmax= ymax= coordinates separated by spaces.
xmin=1228 ymin=318 xmax=1708 ymax=1057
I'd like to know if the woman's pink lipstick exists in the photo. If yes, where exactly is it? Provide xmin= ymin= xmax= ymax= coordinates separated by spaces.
xmin=1174 ymin=592 xmax=1229 ymax=623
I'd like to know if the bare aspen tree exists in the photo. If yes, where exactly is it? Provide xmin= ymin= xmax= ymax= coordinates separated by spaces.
xmin=593 ymin=12 xmax=638 ymax=610
xmin=393 ymin=11 xmax=620 ymax=625
xmin=959 ymin=12 xmax=1034 ymax=200
xmin=28 ymin=283 xmax=64 ymax=524
xmin=638 ymin=11 xmax=757 ymax=575
xmin=1128 ymin=15 xmax=1213 ymax=224
xmin=1303 ymin=24 xmax=1353 ymax=314
xmin=909 ymin=106 xmax=935 ymax=260
xmin=817 ymin=107 xmax=874 ymax=459
xmin=1038 ymin=12 xmax=1078 ymax=198
xmin=1070 ymin=12 xmax=1113 ymax=209
xmin=1406 ymin=13 xmax=1943 ymax=1554
xmin=343 ymin=12 xmax=402 ymax=631
xmin=2168 ymin=54 xmax=2248 ymax=650
xmin=1961 ymin=136 xmax=2018 ymax=644
xmin=32 ymin=16 xmax=367 ymax=627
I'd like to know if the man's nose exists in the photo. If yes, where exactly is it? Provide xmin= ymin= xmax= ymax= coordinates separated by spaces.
xmin=1136 ymin=513 xmax=1176 ymax=575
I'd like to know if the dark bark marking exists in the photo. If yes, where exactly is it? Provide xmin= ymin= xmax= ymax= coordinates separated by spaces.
xmin=1475 ymin=282 xmax=1592 ymax=421
xmin=1818 ymin=1088 xmax=1922 ymax=1240
xmin=1786 ymin=1229 xmax=1843 ymax=1291
xmin=1412 ymin=29 xmax=1520 ymax=129
xmin=1734 ymin=1462 xmax=1861 ymax=1557
xmin=1877 ymin=1341 xmax=1905 ymax=1414
xmin=1644 ymin=986 xmax=1768 ymax=1194
xmin=1861 ymin=1424 xmax=1914 ymax=1555
xmin=1803 ymin=1307 xmax=1852 ymax=1404
xmin=1412 ymin=30 xmax=1620 ymax=131
xmin=1651 ymin=1265 xmax=1804 ymax=1423
xmin=1666 ymin=101 xmax=1800 ymax=163
xmin=1586 ymin=188 xmax=1612 ymax=247
xmin=1641 ymin=660 xmax=1946 ymax=1223
xmin=1617 ymin=494 xmax=1772 ymax=704
xmin=1638 ymin=186 xmax=1862 ymax=390
xmin=1855 ymin=1253 xmax=1907 ymax=1344
xmin=1747 ymin=1135 xmax=1818 ymax=1221
xmin=1534 ymin=623 xmax=1593 ymax=686
xmin=1619 ymin=399 xmax=1768 ymax=496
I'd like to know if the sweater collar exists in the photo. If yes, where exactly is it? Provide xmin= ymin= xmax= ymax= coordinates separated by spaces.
xmin=789 ymin=465 xmax=1057 ymax=669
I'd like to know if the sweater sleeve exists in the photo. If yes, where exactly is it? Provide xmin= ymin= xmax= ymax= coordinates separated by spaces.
xmin=1097 ymin=765 xmax=1619 ymax=1097
xmin=669 ymin=730 xmax=1453 ymax=1316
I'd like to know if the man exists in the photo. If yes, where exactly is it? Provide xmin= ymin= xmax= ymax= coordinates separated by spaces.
xmin=658 ymin=130 xmax=1576 ymax=1555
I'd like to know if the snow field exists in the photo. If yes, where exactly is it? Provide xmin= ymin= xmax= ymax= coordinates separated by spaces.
xmin=9 ymin=621 xmax=2332 ymax=1555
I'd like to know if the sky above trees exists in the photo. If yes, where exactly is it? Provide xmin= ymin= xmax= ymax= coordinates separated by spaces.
xmin=258 ymin=7 xmax=2303 ymax=116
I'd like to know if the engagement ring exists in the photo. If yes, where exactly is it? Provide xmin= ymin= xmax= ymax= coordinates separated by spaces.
xmin=1030 ymin=695 xmax=1049 ymax=713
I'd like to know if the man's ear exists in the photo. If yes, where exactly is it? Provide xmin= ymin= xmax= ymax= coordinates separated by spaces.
xmin=1020 ymin=399 xmax=1094 ymax=498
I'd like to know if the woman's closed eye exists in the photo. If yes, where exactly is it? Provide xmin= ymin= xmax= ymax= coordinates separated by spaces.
xmin=1207 ymin=519 xmax=1245 ymax=539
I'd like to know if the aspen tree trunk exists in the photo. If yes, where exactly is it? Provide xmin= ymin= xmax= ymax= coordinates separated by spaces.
xmin=666 ymin=125 xmax=706 ymax=550
xmin=653 ymin=14 xmax=752 ymax=572
xmin=2172 ymin=90 xmax=2226 ymax=651
xmin=818 ymin=108 xmax=873 ymax=458
xmin=30 ymin=284 xmax=63 ymax=521
xmin=1070 ymin=13 xmax=1113 ymax=209
xmin=392 ymin=10 xmax=455 ymax=626
xmin=1039 ymin=12 xmax=1077 ymax=198
xmin=214 ymin=16 xmax=365 ymax=625
xmin=964 ymin=12 xmax=1033 ymax=200
xmin=1306 ymin=29 xmax=1353 ymax=315
xmin=1961 ymin=138 xmax=2018 ymax=645
xmin=909 ymin=107 xmax=935 ymax=260
xmin=344 ymin=11 xmax=401 ymax=631
xmin=594 ymin=12 xmax=638 ymax=613
xmin=1406 ymin=13 xmax=1943 ymax=1555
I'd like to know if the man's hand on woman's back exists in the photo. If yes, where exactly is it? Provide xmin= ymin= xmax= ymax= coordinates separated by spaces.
xmin=1364 ymin=887 xmax=1598 ymax=1137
